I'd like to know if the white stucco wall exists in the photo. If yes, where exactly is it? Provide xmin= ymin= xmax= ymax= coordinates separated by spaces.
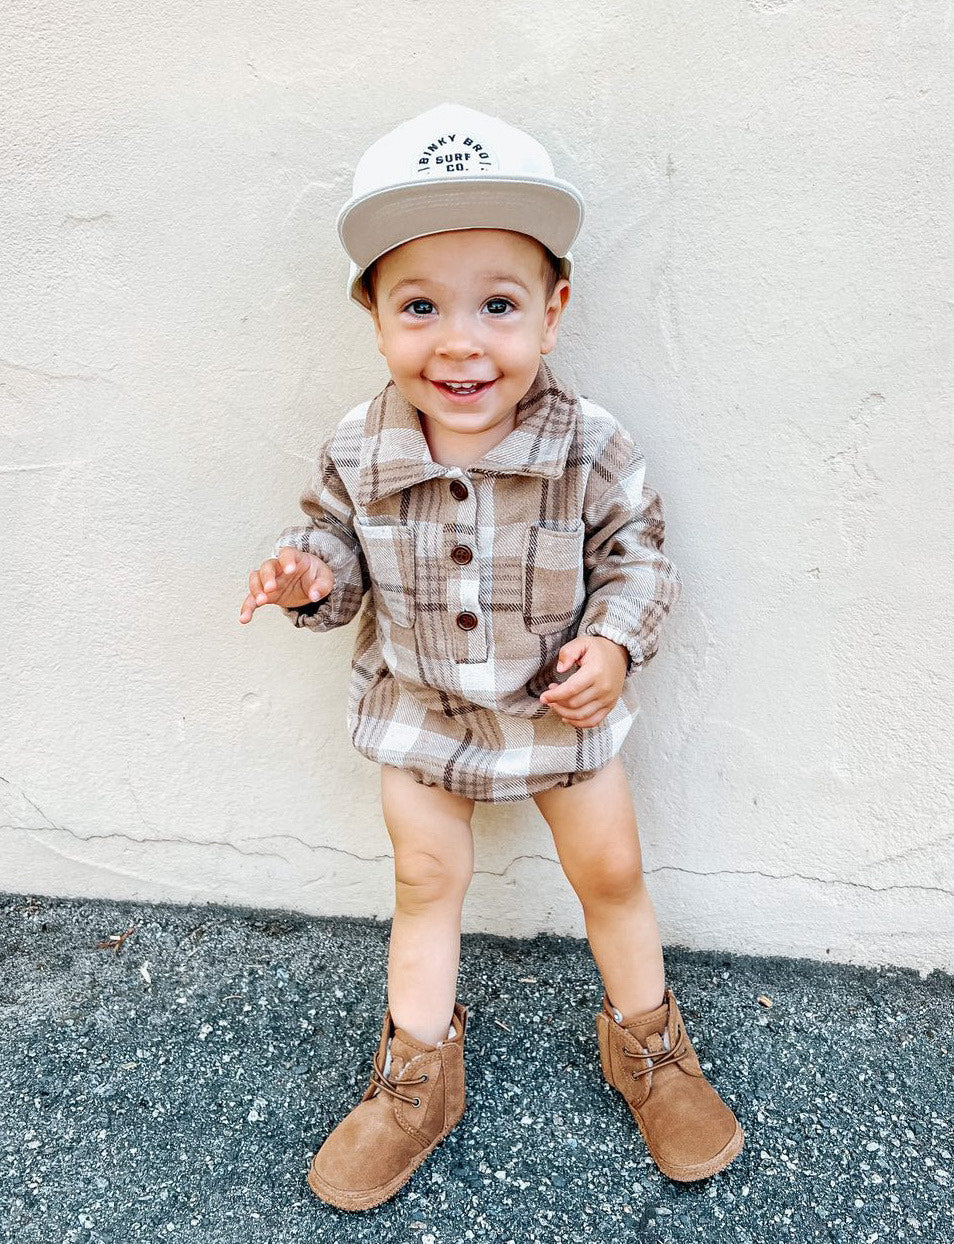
xmin=2 ymin=2 xmax=951 ymax=971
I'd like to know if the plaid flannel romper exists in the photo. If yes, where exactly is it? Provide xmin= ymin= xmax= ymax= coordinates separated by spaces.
xmin=273 ymin=359 xmax=682 ymax=803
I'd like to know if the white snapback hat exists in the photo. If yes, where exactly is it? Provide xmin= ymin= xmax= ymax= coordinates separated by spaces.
xmin=337 ymin=102 xmax=585 ymax=311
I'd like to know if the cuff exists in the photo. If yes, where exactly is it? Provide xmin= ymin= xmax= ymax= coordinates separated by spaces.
xmin=580 ymin=622 xmax=642 ymax=680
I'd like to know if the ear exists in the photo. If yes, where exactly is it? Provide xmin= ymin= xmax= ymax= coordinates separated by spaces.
xmin=540 ymin=279 xmax=571 ymax=355
xmin=369 ymin=300 xmax=385 ymax=354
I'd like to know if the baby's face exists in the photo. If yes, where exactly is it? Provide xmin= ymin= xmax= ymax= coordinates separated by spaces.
xmin=369 ymin=229 xmax=570 ymax=457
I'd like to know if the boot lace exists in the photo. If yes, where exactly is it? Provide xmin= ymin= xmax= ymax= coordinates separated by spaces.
xmin=623 ymin=1021 xmax=693 ymax=1080
xmin=369 ymin=1052 xmax=430 ymax=1107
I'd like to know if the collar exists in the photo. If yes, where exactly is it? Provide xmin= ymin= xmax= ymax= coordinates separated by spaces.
xmin=355 ymin=358 xmax=580 ymax=508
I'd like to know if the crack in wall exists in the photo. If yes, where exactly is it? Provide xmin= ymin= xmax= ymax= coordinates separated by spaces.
xmin=0 ymin=778 xmax=58 ymax=828
xmin=647 ymin=863 xmax=954 ymax=899
xmin=257 ymin=832 xmax=392 ymax=865
xmin=15 ymin=825 xmax=288 ymax=863
xmin=8 ymin=824 xmax=394 ymax=868
xmin=470 ymin=853 xmax=954 ymax=898
xmin=0 ymin=355 xmax=110 ymax=383
xmin=865 ymin=831 xmax=954 ymax=869
xmin=7 ymin=825 xmax=953 ymax=899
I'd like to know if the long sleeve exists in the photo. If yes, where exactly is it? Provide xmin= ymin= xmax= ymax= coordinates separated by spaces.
xmin=576 ymin=426 xmax=683 ymax=680
xmin=272 ymin=439 xmax=369 ymax=632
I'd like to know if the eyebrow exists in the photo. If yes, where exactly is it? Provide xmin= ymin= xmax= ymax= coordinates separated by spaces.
xmin=385 ymin=274 xmax=532 ymax=299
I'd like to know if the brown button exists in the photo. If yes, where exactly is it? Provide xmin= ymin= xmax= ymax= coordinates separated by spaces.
xmin=449 ymin=479 xmax=469 ymax=501
xmin=455 ymin=611 xmax=478 ymax=630
xmin=450 ymin=544 xmax=473 ymax=565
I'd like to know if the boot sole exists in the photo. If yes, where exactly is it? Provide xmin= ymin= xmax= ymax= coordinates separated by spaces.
xmin=625 ymin=1103 xmax=745 ymax=1182
xmin=306 ymin=1106 xmax=466 ymax=1212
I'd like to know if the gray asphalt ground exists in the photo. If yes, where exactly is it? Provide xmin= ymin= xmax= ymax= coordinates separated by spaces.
xmin=1 ymin=892 xmax=952 ymax=1244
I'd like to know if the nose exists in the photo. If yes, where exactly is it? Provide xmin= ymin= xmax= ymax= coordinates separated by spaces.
xmin=435 ymin=313 xmax=483 ymax=361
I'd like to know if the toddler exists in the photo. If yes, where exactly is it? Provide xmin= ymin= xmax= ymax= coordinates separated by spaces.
xmin=240 ymin=103 xmax=744 ymax=1211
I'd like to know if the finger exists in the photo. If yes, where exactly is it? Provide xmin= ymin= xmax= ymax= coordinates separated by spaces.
xmin=540 ymin=678 xmax=582 ymax=704
xmin=545 ymin=683 xmax=604 ymax=710
xmin=556 ymin=707 xmax=606 ymax=728
xmin=239 ymin=592 xmax=258 ymax=623
xmin=301 ymin=557 xmax=325 ymax=599
xmin=277 ymin=549 xmax=300 ymax=577
xmin=248 ymin=569 xmax=268 ymax=605
xmin=259 ymin=557 xmax=284 ymax=592
xmin=551 ymin=690 xmax=608 ymax=718
xmin=279 ymin=551 xmax=315 ymax=597
xmin=554 ymin=691 xmax=603 ymax=715
xmin=303 ymin=556 xmax=332 ymax=602
xmin=540 ymin=669 xmax=593 ymax=704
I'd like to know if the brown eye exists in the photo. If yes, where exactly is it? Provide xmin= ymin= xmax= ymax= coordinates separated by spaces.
xmin=485 ymin=298 xmax=514 ymax=315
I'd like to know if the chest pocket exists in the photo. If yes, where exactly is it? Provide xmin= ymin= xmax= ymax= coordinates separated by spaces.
xmin=522 ymin=520 xmax=586 ymax=635
xmin=354 ymin=517 xmax=416 ymax=629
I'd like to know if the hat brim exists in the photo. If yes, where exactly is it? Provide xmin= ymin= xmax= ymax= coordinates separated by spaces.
xmin=338 ymin=176 xmax=583 ymax=310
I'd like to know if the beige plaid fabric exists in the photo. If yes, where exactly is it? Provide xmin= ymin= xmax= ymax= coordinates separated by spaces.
xmin=272 ymin=359 xmax=682 ymax=803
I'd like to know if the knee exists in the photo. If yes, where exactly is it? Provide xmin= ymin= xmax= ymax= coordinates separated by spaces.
xmin=574 ymin=846 xmax=646 ymax=909
xmin=394 ymin=844 xmax=472 ymax=913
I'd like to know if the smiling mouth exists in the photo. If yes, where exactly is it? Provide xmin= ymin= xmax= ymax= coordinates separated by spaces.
xmin=429 ymin=378 xmax=496 ymax=401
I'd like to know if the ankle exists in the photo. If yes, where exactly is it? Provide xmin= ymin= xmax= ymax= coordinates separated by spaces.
xmin=385 ymin=1009 xmax=457 ymax=1051
xmin=382 ymin=1014 xmax=457 ymax=1077
xmin=609 ymin=986 xmax=667 ymax=1024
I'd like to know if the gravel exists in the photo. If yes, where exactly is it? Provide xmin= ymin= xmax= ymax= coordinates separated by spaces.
xmin=2 ymin=892 xmax=952 ymax=1243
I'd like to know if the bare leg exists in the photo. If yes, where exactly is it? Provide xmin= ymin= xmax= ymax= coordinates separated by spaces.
xmin=380 ymin=764 xmax=476 ymax=1046
xmin=532 ymin=754 xmax=665 ymax=1017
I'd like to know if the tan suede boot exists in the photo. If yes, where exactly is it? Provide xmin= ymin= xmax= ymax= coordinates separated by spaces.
xmin=596 ymin=987 xmax=744 ymax=1181
xmin=307 ymin=1000 xmax=468 ymax=1211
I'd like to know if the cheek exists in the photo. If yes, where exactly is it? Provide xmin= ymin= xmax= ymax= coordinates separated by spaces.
xmin=501 ymin=338 xmax=545 ymax=376
xmin=386 ymin=338 xmax=427 ymax=373
xmin=494 ymin=328 xmax=536 ymax=361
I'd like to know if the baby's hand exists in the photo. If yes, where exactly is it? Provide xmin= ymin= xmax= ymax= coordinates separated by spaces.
xmin=239 ymin=549 xmax=333 ymax=623
xmin=538 ymin=635 xmax=630 ymax=728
